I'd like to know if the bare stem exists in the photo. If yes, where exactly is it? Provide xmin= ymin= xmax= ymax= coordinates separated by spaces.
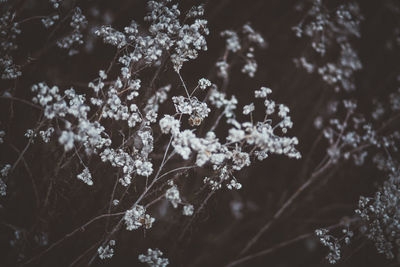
xmin=238 ymin=158 xmax=333 ymax=256
xmin=22 ymin=212 xmax=125 ymax=266
xmin=227 ymin=217 xmax=359 ymax=267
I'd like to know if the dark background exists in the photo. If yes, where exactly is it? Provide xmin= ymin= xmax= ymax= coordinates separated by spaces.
xmin=1 ymin=0 xmax=400 ymax=266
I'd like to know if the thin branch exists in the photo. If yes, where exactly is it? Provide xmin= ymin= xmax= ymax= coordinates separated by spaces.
xmin=178 ymin=189 xmax=216 ymax=242
xmin=177 ymin=71 xmax=191 ymax=99
xmin=87 ymin=134 xmax=178 ymax=266
xmin=227 ymin=217 xmax=360 ymax=267
xmin=155 ymin=165 xmax=196 ymax=182
xmin=0 ymin=96 xmax=42 ymax=110
xmin=239 ymin=158 xmax=333 ymax=256
xmin=68 ymin=240 xmax=103 ymax=267
xmin=9 ymin=144 xmax=39 ymax=208
xmin=22 ymin=212 xmax=125 ymax=266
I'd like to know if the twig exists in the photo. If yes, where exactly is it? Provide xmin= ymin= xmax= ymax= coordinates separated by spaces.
xmin=145 ymin=194 xmax=165 ymax=209
xmin=228 ymin=233 xmax=311 ymax=266
xmin=9 ymin=144 xmax=39 ymax=208
xmin=0 ymin=96 xmax=42 ymax=110
xmin=11 ymin=138 xmax=33 ymax=173
xmin=239 ymin=109 xmax=352 ymax=256
xmin=177 ymin=72 xmax=191 ymax=99
xmin=87 ymin=135 xmax=177 ymax=266
xmin=227 ymin=217 xmax=360 ymax=267
xmin=155 ymin=165 xmax=196 ymax=183
xmin=238 ymin=158 xmax=333 ymax=256
xmin=22 ymin=212 xmax=124 ymax=266
xmin=68 ymin=240 xmax=103 ymax=267
xmin=210 ymin=111 xmax=226 ymax=132
xmin=178 ymin=189 xmax=216 ymax=242
xmin=105 ymin=174 xmax=120 ymax=231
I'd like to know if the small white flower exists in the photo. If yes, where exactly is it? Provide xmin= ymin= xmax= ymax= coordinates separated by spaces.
xmin=243 ymin=103 xmax=255 ymax=115
xmin=159 ymin=115 xmax=180 ymax=135
xmin=77 ymin=167 xmax=93 ymax=186
xmin=165 ymin=183 xmax=181 ymax=208
xmin=255 ymin=86 xmax=272 ymax=98
xmin=25 ymin=129 xmax=36 ymax=139
xmin=99 ymin=70 xmax=107 ymax=80
xmin=0 ymin=178 xmax=6 ymax=196
xmin=135 ymin=160 xmax=153 ymax=177
xmin=98 ymin=240 xmax=115 ymax=259
xmin=0 ymin=130 xmax=5 ymax=144
xmin=124 ymin=205 xmax=155 ymax=231
xmin=198 ymin=78 xmax=211 ymax=90
xmin=138 ymin=248 xmax=169 ymax=267
xmin=183 ymin=204 xmax=194 ymax=216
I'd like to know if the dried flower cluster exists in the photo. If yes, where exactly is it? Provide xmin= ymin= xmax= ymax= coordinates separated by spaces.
xmin=293 ymin=0 xmax=363 ymax=92
xmin=138 ymin=248 xmax=169 ymax=267
xmin=1 ymin=0 xmax=400 ymax=266
xmin=356 ymin=173 xmax=400 ymax=260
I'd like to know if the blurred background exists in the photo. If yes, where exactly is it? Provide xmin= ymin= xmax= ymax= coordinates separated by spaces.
xmin=1 ymin=0 xmax=400 ymax=266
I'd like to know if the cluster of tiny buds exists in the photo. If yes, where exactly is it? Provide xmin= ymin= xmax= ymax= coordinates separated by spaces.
xmin=138 ymin=248 xmax=169 ymax=267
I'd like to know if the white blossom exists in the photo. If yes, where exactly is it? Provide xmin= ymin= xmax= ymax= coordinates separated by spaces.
xmin=0 ymin=178 xmax=6 ymax=196
xmin=159 ymin=115 xmax=180 ymax=135
xmin=138 ymin=248 xmax=169 ymax=267
xmin=182 ymin=204 xmax=194 ymax=216
xmin=198 ymin=78 xmax=211 ymax=90
xmin=165 ymin=182 xmax=181 ymax=208
xmin=243 ymin=103 xmax=255 ymax=115
xmin=98 ymin=240 xmax=115 ymax=259
xmin=135 ymin=160 xmax=153 ymax=177
xmin=124 ymin=205 xmax=155 ymax=231
xmin=0 ymin=130 xmax=5 ymax=144
xmin=76 ymin=167 xmax=93 ymax=186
